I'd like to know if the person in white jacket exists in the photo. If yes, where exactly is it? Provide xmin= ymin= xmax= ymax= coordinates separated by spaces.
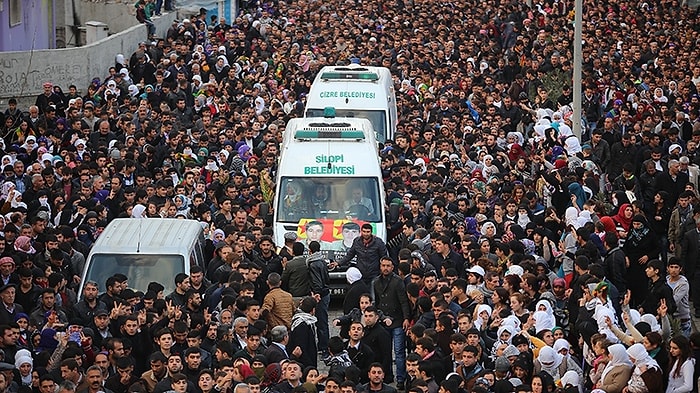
xmin=666 ymin=335 xmax=694 ymax=393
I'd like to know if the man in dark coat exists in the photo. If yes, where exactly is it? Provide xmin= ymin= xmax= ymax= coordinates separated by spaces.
xmin=372 ymin=257 xmax=411 ymax=387
xmin=0 ymin=283 xmax=23 ymax=326
xmin=361 ymin=306 xmax=393 ymax=383
xmin=347 ymin=320 xmax=375 ymax=383
xmin=288 ymin=297 xmax=318 ymax=368
xmin=655 ymin=159 xmax=689 ymax=207
xmin=339 ymin=224 xmax=388 ymax=282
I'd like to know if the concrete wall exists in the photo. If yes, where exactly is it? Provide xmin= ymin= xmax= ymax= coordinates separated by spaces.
xmin=0 ymin=0 xmax=55 ymax=51
xmin=0 ymin=12 xmax=177 ymax=103
xmin=76 ymin=0 xmax=142 ymax=36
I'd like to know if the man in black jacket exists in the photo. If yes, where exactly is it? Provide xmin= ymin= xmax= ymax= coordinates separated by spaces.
xmin=339 ymin=224 xmax=388 ymax=282
xmin=308 ymin=241 xmax=331 ymax=354
xmin=347 ymin=321 xmax=375 ymax=384
xmin=372 ymin=257 xmax=410 ymax=387
xmin=640 ymin=259 xmax=676 ymax=316
xmin=362 ymin=306 xmax=393 ymax=383
xmin=603 ymin=232 xmax=627 ymax=294
xmin=289 ymin=297 xmax=318 ymax=368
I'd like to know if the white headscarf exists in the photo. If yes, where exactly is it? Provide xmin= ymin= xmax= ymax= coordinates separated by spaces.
xmin=639 ymin=314 xmax=661 ymax=332
xmin=1 ymin=155 xmax=14 ymax=168
xmin=594 ymin=304 xmax=618 ymax=343
xmin=559 ymin=370 xmax=581 ymax=391
xmin=346 ymin=267 xmax=362 ymax=284
xmin=497 ymin=325 xmax=514 ymax=344
xmin=14 ymin=348 xmax=32 ymax=385
xmin=501 ymin=315 xmax=521 ymax=332
xmin=627 ymin=343 xmax=660 ymax=370
xmin=558 ymin=123 xmax=573 ymax=138
xmin=564 ymin=136 xmax=582 ymax=155
xmin=565 ymin=207 xmax=579 ymax=227
xmin=533 ymin=118 xmax=551 ymax=139
xmin=21 ymin=135 xmax=37 ymax=152
xmin=473 ymin=304 xmax=493 ymax=330
xmin=538 ymin=346 xmax=563 ymax=378
xmin=553 ymin=338 xmax=570 ymax=356
xmin=414 ymin=158 xmax=427 ymax=175
xmin=601 ymin=344 xmax=633 ymax=381
xmin=131 ymin=204 xmax=147 ymax=218
xmin=9 ymin=190 xmax=26 ymax=209
xmin=535 ymin=299 xmax=554 ymax=318
xmin=481 ymin=221 xmax=496 ymax=236
xmin=0 ymin=182 xmax=14 ymax=201
xmin=533 ymin=310 xmax=555 ymax=334
xmin=217 ymin=149 xmax=230 ymax=166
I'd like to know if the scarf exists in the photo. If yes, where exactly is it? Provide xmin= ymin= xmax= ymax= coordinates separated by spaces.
xmin=679 ymin=203 xmax=693 ymax=225
xmin=627 ymin=224 xmax=649 ymax=247
xmin=538 ymin=346 xmax=564 ymax=379
xmin=601 ymin=344 xmax=633 ymax=381
xmin=612 ymin=204 xmax=632 ymax=231
xmin=174 ymin=194 xmax=190 ymax=211
xmin=291 ymin=311 xmax=317 ymax=343
xmin=0 ymin=182 xmax=14 ymax=200
xmin=568 ymin=183 xmax=586 ymax=209
xmin=627 ymin=343 xmax=660 ymax=371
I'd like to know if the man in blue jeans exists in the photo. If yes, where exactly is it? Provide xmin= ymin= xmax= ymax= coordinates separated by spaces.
xmin=372 ymin=257 xmax=411 ymax=388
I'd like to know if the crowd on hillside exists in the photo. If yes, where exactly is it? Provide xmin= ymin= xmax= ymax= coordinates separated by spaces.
xmin=0 ymin=0 xmax=700 ymax=392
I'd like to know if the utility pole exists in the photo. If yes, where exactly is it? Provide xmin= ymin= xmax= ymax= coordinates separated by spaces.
xmin=572 ymin=0 xmax=583 ymax=139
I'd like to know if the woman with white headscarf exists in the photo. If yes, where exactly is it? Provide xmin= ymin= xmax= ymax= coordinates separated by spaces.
xmin=626 ymin=343 xmax=664 ymax=393
xmin=480 ymin=221 xmax=497 ymax=240
xmin=593 ymin=303 xmax=619 ymax=343
xmin=0 ymin=182 xmax=14 ymax=202
xmin=15 ymin=348 xmax=33 ymax=386
xmin=564 ymin=134 xmax=582 ymax=155
xmin=131 ymin=204 xmax=147 ymax=218
xmin=212 ymin=55 xmax=230 ymax=83
xmin=553 ymin=338 xmax=572 ymax=361
xmin=480 ymin=154 xmax=500 ymax=179
xmin=535 ymin=345 xmax=584 ymax=385
xmin=0 ymin=155 xmax=14 ymax=169
xmin=531 ymin=310 xmax=555 ymax=338
xmin=21 ymin=135 xmax=37 ymax=153
xmin=558 ymin=370 xmax=582 ymax=393
xmin=597 ymin=343 xmax=633 ymax=393
xmin=552 ymin=337 xmax=587 ymax=382
xmin=491 ymin=324 xmax=515 ymax=361
xmin=473 ymin=304 xmax=492 ymax=331
xmin=534 ymin=346 xmax=565 ymax=380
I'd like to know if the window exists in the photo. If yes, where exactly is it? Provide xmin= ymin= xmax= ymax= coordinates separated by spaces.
xmin=9 ymin=0 xmax=21 ymax=27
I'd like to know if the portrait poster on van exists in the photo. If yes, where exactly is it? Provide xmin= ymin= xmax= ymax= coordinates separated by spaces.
xmin=295 ymin=218 xmax=377 ymax=260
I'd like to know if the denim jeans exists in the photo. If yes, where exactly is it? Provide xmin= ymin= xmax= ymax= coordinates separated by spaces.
xmin=680 ymin=320 xmax=691 ymax=337
xmin=390 ymin=327 xmax=406 ymax=383
xmin=315 ymin=293 xmax=330 ymax=352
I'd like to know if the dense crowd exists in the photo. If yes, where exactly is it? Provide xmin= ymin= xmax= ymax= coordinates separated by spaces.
xmin=1 ymin=0 xmax=700 ymax=392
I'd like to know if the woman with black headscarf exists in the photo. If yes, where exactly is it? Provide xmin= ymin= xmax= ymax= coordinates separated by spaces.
xmin=623 ymin=215 xmax=659 ymax=307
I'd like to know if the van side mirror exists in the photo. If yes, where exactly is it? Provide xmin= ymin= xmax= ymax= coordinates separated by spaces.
xmin=389 ymin=202 xmax=400 ymax=224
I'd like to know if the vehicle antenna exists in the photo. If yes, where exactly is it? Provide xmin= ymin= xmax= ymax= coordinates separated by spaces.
xmin=137 ymin=217 xmax=142 ymax=253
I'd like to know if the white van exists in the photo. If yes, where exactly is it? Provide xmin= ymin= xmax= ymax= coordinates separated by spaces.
xmin=273 ymin=115 xmax=386 ymax=295
xmin=78 ymin=218 xmax=206 ymax=297
xmin=304 ymin=65 xmax=397 ymax=143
